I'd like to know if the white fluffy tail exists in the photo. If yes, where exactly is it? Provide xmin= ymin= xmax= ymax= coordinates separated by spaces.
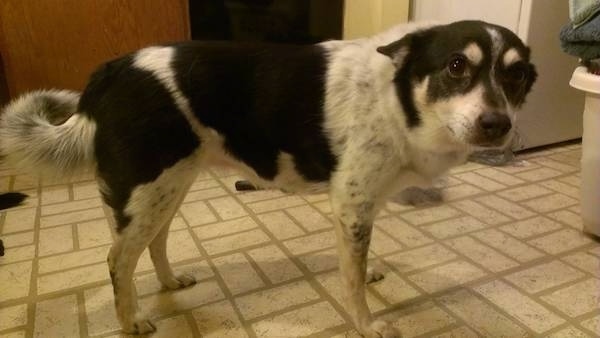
xmin=0 ymin=89 xmax=96 ymax=178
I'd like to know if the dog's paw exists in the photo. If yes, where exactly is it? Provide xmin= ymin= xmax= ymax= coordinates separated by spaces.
xmin=162 ymin=273 xmax=197 ymax=290
xmin=123 ymin=318 xmax=156 ymax=335
xmin=366 ymin=267 xmax=385 ymax=284
xmin=362 ymin=320 xmax=401 ymax=338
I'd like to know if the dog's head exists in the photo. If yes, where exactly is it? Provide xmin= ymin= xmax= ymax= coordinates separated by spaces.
xmin=378 ymin=20 xmax=537 ymax=149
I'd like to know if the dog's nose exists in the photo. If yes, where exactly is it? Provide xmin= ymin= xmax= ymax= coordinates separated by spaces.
xmin=477 ymin=112 xmax=512 ymax=139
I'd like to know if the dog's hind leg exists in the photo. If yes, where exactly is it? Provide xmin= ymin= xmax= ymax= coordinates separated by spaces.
xmin=148 ymin=190 xmax=196 ymax=290
xmin=106 ymin=158 xmax=198 ymax=334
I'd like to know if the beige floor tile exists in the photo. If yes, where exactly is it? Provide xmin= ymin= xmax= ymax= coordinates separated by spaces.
xmin=38 ymin=245 xmax=110 ymax=274
xmin=504 ymin=260 xmax=585 ymax=293
xmin=369 ymin=228 xmax=403 ymax=255
xmin=237 ymin=189 xmax=286 ymax=204
xmin=474 ymin=280 xmax=565 ymax=333
xmin=286 ymin=204 xmax=332 ymax=232
xmin=77 ymin=218 xmax=113 ymax=248
xmin=430 ymin=326 xmax=480 ymax=338
xmin=562 ymin=252 xmax=600 ymax=277
xmin=183 ymin=187 xmax=228 ymax=202
xmin=497 ymin=184 xmax=553 ymax=202
xmin=376 ymin=217 xmax=433 ymax=247
xmin=0 ymin=303 xmax=28 ymax=331
xmin=38 ymin=225 xmax=74 ymax=256
xmin=138 ymin=281 xmax=225 ymax=318
xmin=37 ymin=262 xmax=109 ymax=294
xmin=408 ymin=260 xmax=487 ymax=293
xmin=3 ymin=207 xmax=37 ymax=234
xmin=478 ymin=195 xmax=538 ymax=220
xmin=558 ymin=175 xmax=581 ymax=187
xmin=445 ymin=236 xmax=519 ymax=272
xmin=83 ymin=283 xmax=121 ymax=336
xmin=523 ymin=193 xmax=579 ymax=213
xmin=251 ymin=301 xmax=345 ymax=337
xmin=528 ymin=229 xmax=593 ymax=254
xmin=2 ymin=331 xmax=26 ymax=338
xmin=33 ymin=294 xmax=79 ymax=338
xmin=235 ymin=280 xmax=320 ymax=319
xmin=193 ymin=300 xmax=248 ymax=338
xmin=208 ymin=196 xmax=247 ymax=220
xmin=545 ymin=326 xmax=592 ymax=338
xmin=193 ymin=216 xmax=258 ymax=240
xmin=422 ymin=216 xmax=487 ymax=239
xmin=283 ymin=230 xmax=336 ymax=255
xmin=0 ymin=244 xmax=35 ymax=264
xmin=540 ymin=180 xmax=581 ymax=198
xmin=475 ymin=167 xmax=526 ymax=186
xmin=72 ymin=181 xmax=100 ymax=200
xmin=581 ymin=315 xmax=600 ymax=335
xmin=166 ymin=228 xmax=202 ymax=261
xmin=438 ymin=289 xmax=529 ymax=338
xmin=540 ymin=278 xmax=600 ymax=317
xmin=472 ymin=229 xmax=545 ymax=263
xmin=455 ymin=172 xmax=507 ymax=191
xmin=400 ymin=205 xmax=462 ymax=225
xmin=443 ymin=183 xmax=484 ymax=200
xmin=202 ymin=229 xmax=270 ymax=255
xmin=256 ymin=211 xmax=305 ymax=240
xmin=247 ymin=195 xmax=306 ymax=214
xmin=370 ymin=271 xmax=421 ymax=305
xmin=452 ymin=199 xmax=511 ymax=225
xmin=40 ymin=207 xmax=105 ymax=228
xmin=315 ymin=272 xmax=386 ymax=313
xmin=499 ymin=216 xmax=563 ymax=239
xmin=41 ymin=197 xmax=103 ymax=216
xmin=0 ymin=231 xmax=34 ymax=248
xmin=547 ymin=209 xmax=583 ymax=229
xmin=179 ymin=200 xmax=218 ymax=226
xmin=150 ymin=316 xmax=194 ymax=338
xmin=213 ymin=253 xmax=265 ymax=295
xmin=387 ymin=304 xmax=456 ymax=338
xmin=298 ymin=248 xmax=339 ymax=273
xmin=516 ymin=167 xmax=563 ymax=181
xmin=531 ymin=158 xmax=578 ymax=173
xmin=0 ymin=261 xmax=32 ymax=301
xmin=247 ymin=244 xmax=303 ymax=284
xmin=40 ymin=185 xmax=69 ymax=205
xmin=384 ymin=243 xmax=457 ymax=274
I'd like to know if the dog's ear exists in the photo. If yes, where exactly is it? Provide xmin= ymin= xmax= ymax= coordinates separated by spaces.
xmin=377 ymin=32 xmax=419 ymax=68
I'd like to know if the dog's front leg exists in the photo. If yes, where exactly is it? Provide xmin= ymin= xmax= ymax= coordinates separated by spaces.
xmin=331 ymin=185 xmax=401 ymax=338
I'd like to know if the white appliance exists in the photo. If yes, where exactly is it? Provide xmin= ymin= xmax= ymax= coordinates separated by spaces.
xmin=411 ymin=0 xmax=584 ymax=150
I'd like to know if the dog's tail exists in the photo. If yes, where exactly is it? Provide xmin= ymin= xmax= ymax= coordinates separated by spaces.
xmin=0 ymin=89 xmax=96 ymax=178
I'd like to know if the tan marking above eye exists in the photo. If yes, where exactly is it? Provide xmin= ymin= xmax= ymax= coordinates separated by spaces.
xmin=463 ymin=43 xmax=483 ymax=65
xmin=503 ymin=48 xmax=522 ymax=67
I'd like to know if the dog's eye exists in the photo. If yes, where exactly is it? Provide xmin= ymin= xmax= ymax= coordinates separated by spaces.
xmin=504 ymin=64 xmax=527 ymax=83
xmin=447 ymin=55 xmax=468 ymax=78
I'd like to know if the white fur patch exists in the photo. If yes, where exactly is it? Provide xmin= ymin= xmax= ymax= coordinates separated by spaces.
xmin=133 ymin=47 xmax=205 ymax=137
xmin=503 ymin=48 xmax=521 ymax=67
xmin=463 ymin=43 xmax=483 ymax=65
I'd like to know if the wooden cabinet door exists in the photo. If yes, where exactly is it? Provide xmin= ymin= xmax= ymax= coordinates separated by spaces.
xmin=0 ymin=0 xmax=189 ymax=98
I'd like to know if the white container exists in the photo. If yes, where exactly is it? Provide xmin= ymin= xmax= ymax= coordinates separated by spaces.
xmin=570 ymin=66 xmax=600 ymax=237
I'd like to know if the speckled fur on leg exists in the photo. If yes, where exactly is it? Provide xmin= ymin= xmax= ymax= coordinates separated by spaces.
xmin=107 ymin=155 xmax=199 ymax=334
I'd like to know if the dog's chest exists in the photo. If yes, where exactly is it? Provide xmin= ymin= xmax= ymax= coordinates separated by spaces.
xmin=410 ymin=149 xmax=467 ymax=179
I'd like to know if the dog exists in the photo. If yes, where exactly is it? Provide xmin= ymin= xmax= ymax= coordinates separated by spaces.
xmin=0 ymin=20 xmax=536 ymax=337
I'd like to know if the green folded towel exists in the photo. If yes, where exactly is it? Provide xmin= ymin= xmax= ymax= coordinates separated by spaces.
xmin=570 ymin=0 xmax=600 ymax=28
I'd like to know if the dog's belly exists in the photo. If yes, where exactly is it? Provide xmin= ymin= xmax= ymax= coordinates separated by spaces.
xmin=202 ymin=137 xmax=330 ymax=194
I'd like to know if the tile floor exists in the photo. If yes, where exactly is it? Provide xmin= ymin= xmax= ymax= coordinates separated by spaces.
xmin=1 ymin=141 xmax=599 ymax=338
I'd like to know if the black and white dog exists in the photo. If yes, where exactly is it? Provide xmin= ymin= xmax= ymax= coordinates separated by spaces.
xmin=0 ymin=21 xmax=536 ymax=337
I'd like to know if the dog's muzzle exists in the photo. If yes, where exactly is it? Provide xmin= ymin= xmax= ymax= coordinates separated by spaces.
xmin=474 ymin=112 xmax=512 ymax=146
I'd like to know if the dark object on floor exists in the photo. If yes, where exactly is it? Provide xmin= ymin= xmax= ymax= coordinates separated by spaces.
xmin=235 ymin=180 xmax=259 ymax=191
xmin=0 ymin=239 xmax=4 ymax=256
xmin=0 ymin=192 xmax=28 ymax=210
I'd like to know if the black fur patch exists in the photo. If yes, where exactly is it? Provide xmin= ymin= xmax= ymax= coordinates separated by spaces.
xmin=172 ymin=41 xmax=337 ymax=182
xmin=78 ymin=55 xmax=200 ymax=231
xmin=0 ymin=192 xmax=27 ymax=210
